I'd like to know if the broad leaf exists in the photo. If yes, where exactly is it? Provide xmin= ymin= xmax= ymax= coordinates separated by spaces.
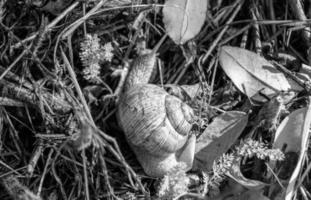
xmin=163 ymin=0 xmax=207 ymax=44
xmin=193 ymin=111 xmax=248 ymax=171
xmin=219 ymin=46 xmax=303 ymax=102
xmin=273 ymin=108 xmax=307 ymax=153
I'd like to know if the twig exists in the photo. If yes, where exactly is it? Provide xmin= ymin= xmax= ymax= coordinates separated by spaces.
xmin=61 ymin=0 xmax=108 ymax=39
xmin=2 ymin=175 xmax=42 ymax=200
xmin=288 ymin=0 xmax=311 ymax=45
xmin=299 ymin=186 xmax=309 ymax=200
xmin=99 ymin=155 xmax=120 ymax=199
xmin=0 ymin=66 xmax=33 ymax=90
xmin=27 ymin=142 xmax=43 ymax=176
xmin=251 ymin=4 xmax=262 ymax=54
xmin=297 ymin=159 xmax=311 ymax=189
xmin=60 ymin=48 xmax=92 ymax=121
xmin=37 ymin=149 xmax=54 ymax=196
xmin=0 ymin=50 xmax=27 ymax=81
xmin=81 ymin=149 xmax=90 ymax=200
xmin=219 ymin=24 xmax=251 ymax=46
xmin=267 ymin=0 xmax=277 ymax=36
xmin=0 ymin=79 xmax=72 ymax=113
xmin=51 ymin=154 xmax=68 ymax=200
xmin=12 ymin=1 xmax=80 ymax=48
xmin=94 ymin=131 xmax=146 ymax=193
xmin=82 ymin=2 xmax=87 ymax=35
xmin=207 ymin=57 xmax=218 ymax=107
xmin=167 ymin=60 xmax=186 ymax=84
xmin=0 ymin=160 xmax=22 ymax=176
xmin=201 ymin=0 xmax=244 ymax=64
xmin=61 ymin=47 xmax=146 ymax=193
xmin=1 ymin=23 xmax=56 ymax=78
xmin=0 ymin=97 xmax=25 ymax=107
xmin=272 ymin=61 xmax=311 ymax=92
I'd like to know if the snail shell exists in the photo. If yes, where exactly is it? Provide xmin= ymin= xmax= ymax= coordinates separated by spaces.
xmin=117 ymin=84 xmax=196 ymax=177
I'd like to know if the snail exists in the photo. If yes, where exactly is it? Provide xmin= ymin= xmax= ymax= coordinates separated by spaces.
xmin=117 ymin=37 xmax=197 ymax=177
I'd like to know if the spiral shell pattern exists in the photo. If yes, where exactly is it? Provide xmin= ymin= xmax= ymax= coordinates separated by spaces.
xmin=118 ymin=84 xmax=195 ymax=157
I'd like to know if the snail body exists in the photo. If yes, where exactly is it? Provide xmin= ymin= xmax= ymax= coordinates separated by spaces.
xmin=117 ymin=38 xmax=196 ymax=177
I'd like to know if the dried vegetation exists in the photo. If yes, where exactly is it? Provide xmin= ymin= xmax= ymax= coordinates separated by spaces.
xmin=0 ymin=0 xmax=310 ymax=199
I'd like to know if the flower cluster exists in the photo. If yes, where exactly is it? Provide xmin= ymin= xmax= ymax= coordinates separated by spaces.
xmin=157 ymin=163 xmax=190 ymax=199
xmin=79 ymin=34 xmax=113 ymax=82
xmin=236 ymin=138 xmax=285 ymax=161
xmin=156 ymin=139 xmax=285 ymax=199
xmin=212 ymin=153 xmax=235 ymax=178
xmin=209 ymin=139 xmax=284 ymax=190
xmin=211 ymin=153 xmax=235 ymax=186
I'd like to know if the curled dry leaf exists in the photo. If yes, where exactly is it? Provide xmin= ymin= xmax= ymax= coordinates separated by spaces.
xmin=193 ymin=111 xmax=248 ymax=171
xmin=219 ymin=46 xmax=303 ymax=102
xmin=271 ymin=104 xmax=311 ymax=200
xmin=212 ymin=178 xmax=268 ymax=200
xmin=226 ymin=159 xmax=267 ymax=190
xmin=162 ymin=0 xmax=208 ymax=44
xmin=70 ymin=116 xmax=94 ymax=151
xmin=68 ymin=111 xmax=94 ymax=152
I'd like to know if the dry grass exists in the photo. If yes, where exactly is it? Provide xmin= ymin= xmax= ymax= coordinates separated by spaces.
xmin=0 ymin=0 xmax=310 ymax=199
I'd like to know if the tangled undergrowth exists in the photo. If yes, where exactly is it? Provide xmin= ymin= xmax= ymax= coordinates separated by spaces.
xmin=0 ymin=0 xmax=311 ymax=200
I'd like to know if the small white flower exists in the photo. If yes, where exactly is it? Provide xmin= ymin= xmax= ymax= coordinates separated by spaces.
xmin=79 ymin=34 xmax=114 ymax=82
xmin=102 ymin=42 xmax=114 ymax=62
xmin=82 ymin=63 xmax=100 ymax=83
xmin=157 ymin=163 xmax=190 ymax=199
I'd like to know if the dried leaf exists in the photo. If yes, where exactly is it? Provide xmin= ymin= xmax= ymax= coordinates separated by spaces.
xmin=70 ymin=114 xmax=94 ymax=151
xmin=163 ymin=0 xmax=207 ymax=44
xmin=219 ymin=46 xmax=303 ymax=102
xmin=193 ymin=111 xmax=248 ymax=171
